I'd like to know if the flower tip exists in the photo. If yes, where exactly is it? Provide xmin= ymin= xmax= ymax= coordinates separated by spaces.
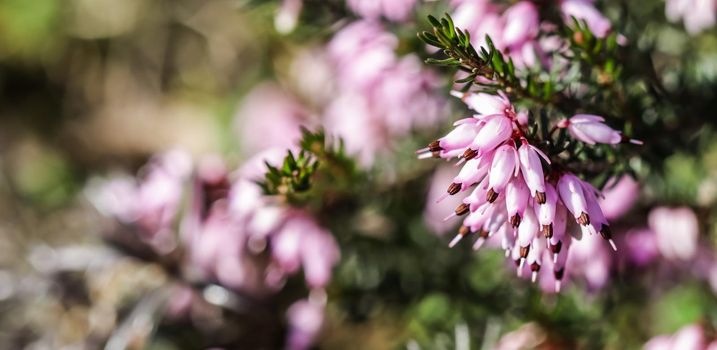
xmin=448 ymin=234 xmax=463 ymax=248
xmin=555 ymin=280 xmax=562 ymax=293
xmin=435 ymin=192 xmax=451 ymax=204
xmin=630 ymin=139 xmax=643 ymax=145
xmin=417 ymin=152 xmax=435 ymax=160
xmin=472 ymin=237 xmax=486 ymax=251
xmin=608 ymin=238 xmax=617 ymax=251
xmin=442 ymin=213 xmax=457 ymax=222
xmin=531 ymin=271 xmax=538 ymax=283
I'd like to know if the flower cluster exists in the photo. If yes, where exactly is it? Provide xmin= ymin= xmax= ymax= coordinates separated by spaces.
xmin=88 ymin=149 xmax=339 ymax=349
xmin=236 ymin=20 xmax=445 ymax=167
xmin=419 ymin=91 xmax=637 ymax=291
xmin=451 ymin=0 xmax=613 ymax=68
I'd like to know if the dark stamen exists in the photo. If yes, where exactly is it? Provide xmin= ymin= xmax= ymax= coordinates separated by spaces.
xmin=447 ymin=183 xmax=461 ymax=195
xmin=486 ymin=188 xmax=498 ymax=203
xmin=577 ymin=212 xmax=590 ymax=226
xmin=542 ymin=224 xmax=553 ymax=238
xmin=454 ymin=203 xmax=470 ymax=216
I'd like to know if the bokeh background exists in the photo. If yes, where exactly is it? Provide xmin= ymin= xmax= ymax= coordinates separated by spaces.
xmin=1 ymin=0 xmax=717 ymax=349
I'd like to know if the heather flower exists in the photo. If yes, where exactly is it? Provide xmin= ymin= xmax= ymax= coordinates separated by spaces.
xmin=233 ymin=83 xmax=308 ymax=156
xmin=325 ymin=20 xmax=444 ymax=165
xmin=286 ymin=299 xmax=326 ymax=350
xmin=599 ymin=176 xmax=640 ymax=220
xmin=494 ymin=323 xmax=547 ymax=350
xmin=558 ymin=114 xmax=642 ymax=145
xmin=346 ymin=0 xmax=418 ymax=22
xmin=560 ymin=0 xmax=613 ymax=38
xmin=275 ymin=0 xmax=303 ymax=34
xmin=87 ymin=150 xmax=192 ymax=254
xmin=621 ymin=228 xmax=660 ymax=267
xmin=419 ymin=91 xmax=620 ymax=291
xmin=644 ymin=324 xmax=708 ymax=350
xmin=666 ymin=0 xmax=717 ymax=34
xmin=648 ymin=206 xmax=700 ymax=261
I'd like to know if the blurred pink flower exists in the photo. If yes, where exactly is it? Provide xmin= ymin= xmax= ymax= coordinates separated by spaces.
xmin=87 ymin=150 xmax=192 ymax=254
xmin=182 ymin=150 xmax=340 ymax=293
xmin=325 ymin=20 xmax=444 ymax=166
xmin=347 ymin=0 xmax=418 ymax=22
xmin=494 ymin=323 xmax=546 ymax=350
xmin=560 ymin=0 xmax=612 ymax=38
xmin=644 ymin=324 xmax=706 ymax=350
xmin=621 ymin=228 xmax=660 ymax=268
xmin=666 ymin=0 xmax=716 ymax=34
xmin=648 ymin=207 xmax=700 ymax=261
xmin=286 ymin=299 xmax=325 ymax=350
xmin=424 ymin=166 xmax=471 ymax=235
xmin=233 ymin=83 xmax=309 ymax=156
xmin=275 ymin=0 xmax=303 ymax=34
xmin=600 ymin=176 xmax=640 ymax=220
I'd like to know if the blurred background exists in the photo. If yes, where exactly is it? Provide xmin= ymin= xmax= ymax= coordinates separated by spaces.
xmin=1 ymin=0 xmax=717 ymax=349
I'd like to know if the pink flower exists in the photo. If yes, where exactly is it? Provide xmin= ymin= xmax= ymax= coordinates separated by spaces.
xmin=560 ymin=0 xmax=612 ymax=38
xmin=648 ymin=207 xmax=700 ymax=261
xmin=501 ymin=2 xmax=540 ymax=49
xmin=286 ymin=299 xmax=325 ymax=350
xmin=666 ymin=0 xmax=716 ymax=34
xmin=494 ymin=323 xmax=546 ymax=350
xmin=326 ymin=21 xmax=444 ymax=166
xmin=644 ymin=324 xmax=706 ymax=350
xmin=599 ymin=176 xmax=640 ymax=220
xmin=347 ymin=0 xmax=418 ymax=22
xmin=518 ymin=139 xmax=549 ymax=202
xmin=275 ymin=0 xmax=303 ymax=34
xmin=87 ymin=150 xmax=192 ymax=254
xmin=233 ymin=83 xmax=308 ymax=156
xmin=557 ymin=173 xmax=591 ymax=226
xmin=559 ymin=114 xmax=640 ymax=145
xmin=420 ymin=90 xmax=617 ymax=291
xmin=622 ymin=228 xmax=660 ymax=267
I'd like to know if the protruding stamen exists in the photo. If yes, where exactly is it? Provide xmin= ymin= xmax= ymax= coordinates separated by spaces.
xmin=435 ymin=192 xmax=451 ymax=204
xmin=462 ymin=148 xmax=479 ymax=161
xmin=486 ymin=188 xmax=499 ymax=203
xmin=473 ymin=237 xmax=486 ymax=250
xmin=417 ymin=151 xmax=438 ymax=160
xmin=519 ymin=246 xmax=530 ymax=259
xmin=517 ymin=258 xmax=525 ymax=276
xmin=428 ymin=140 xmax=442 ymax=152
xmin=608 ymin=239 xmax=617 ymax=251
xmin=454 ymin=203 xmax=470 ymax=216
xmin=530 ymin=262 xmax=540 ymax=283
xmin=542 ymin=224 xmax=553 ymax=238
xmin=555 ymin=280 xmax=562 ymax=293
xmin=510 ymin=214 xmax=521 ymax=228
xmin=447 ymin=183 xmax=461 ymax=195
xmin=535 ymin=191 xmax=546 ymax=204
xmin=549 ymin=240 xmax=562 ymax=254
xmin=459 ymin=225 xmax=470 ymax=236
xmin=443 ymin=213 xmax=457 ymax=222
xmin=577 ymin=212 xmax=590 ymax=226
xmin=448 ymin=234 xmax=464 ymax=248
